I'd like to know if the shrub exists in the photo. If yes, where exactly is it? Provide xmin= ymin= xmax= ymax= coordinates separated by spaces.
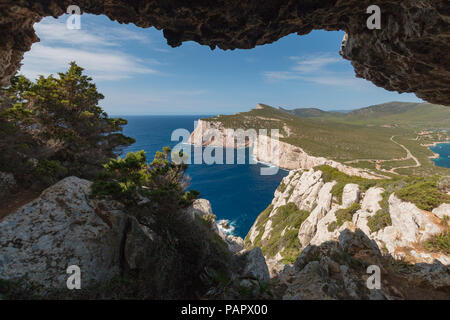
xmin=367 ymin=191 xmax=392 ymax=233
xmin=92 ymin=148 xmax=199 ymax=209
xmin=395 ymin=177 xmax=450 ymax=211
xmin=316 ymin=165 xmax=378 ymax=203
xmin=328 ymin=203 xmax=361 ymax=232
xmin=257 ymin=202 xmax=310 ymax=260
xmin=0 ymin=62 xmax=134 ymax=188
xmin=423 ymin=231 xmax=450 ymax=255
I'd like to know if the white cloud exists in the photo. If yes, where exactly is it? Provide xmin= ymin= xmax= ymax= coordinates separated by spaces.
xmin=34 ymin=18 xmax=151 ymax=47
xmin=20 ymin=44 xmax=158 ymax=81
xmin=34 ymin=22 xmax=113 ymax=46
xmin=19 ymin=17 xmax=160 ymax=81
xmin=263 ymin=71 xmax=301 ymax=81
xmin=264 ymin=53 xmax=369 ymax=88
xmin=290 ymin=55 xmax=341 ymax=73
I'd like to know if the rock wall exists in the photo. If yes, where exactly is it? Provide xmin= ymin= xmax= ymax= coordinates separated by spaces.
xmin=1 ymin=1 xmax=449 ymax=105
xmin=246 ymin=168 xmax=450 ymax=293
xmin=0 ymin=177 xmax=270 ymax=296
xmin=188 ymin=119 xmax=383 ymax=179
xmin=0 ymin=177 xmax=127 ymax=288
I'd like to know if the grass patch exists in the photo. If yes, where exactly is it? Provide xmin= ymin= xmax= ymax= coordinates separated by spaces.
xmin=259 ymin=203 xmax=310 ymax=259
xmin=423 ymin=231 xmax=450 ymax=254
xmin=367 ymin=191 xmax=392 ymax=233
xmin=395 ymin=177 xmax=450 ymax=211
xmin=316 ymin=165 xmax=380 ymax=203
xmin=244 ymin=204 xmax=273 ymax=248
xmin=328 ymin=203 xmax=361 ymax=232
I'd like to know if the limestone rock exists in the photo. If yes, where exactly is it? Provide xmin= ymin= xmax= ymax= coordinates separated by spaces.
xmin=298 ymin=181 xmax=335 ymax=247
xmin=186 ymin=198 xmax=213 ymax=218
xmin=432 ymin=204 xmax=450 ymax=221
xmin=374 ymin=195 xmax=445 ymax=263
xmin=353 ymin=187 xmax=384 ymax=235
xmin=240 ymin=247 xmax=270 ymax=283
xmin=189 ymin=122 xmax=384 ymax=178
xmin=0 ymin=177 xmax=127 ymax=288
xmin=342 ymin=184 xmax=360 ymax=208
xmin=224 ymin=235 xmax=244 ymax=253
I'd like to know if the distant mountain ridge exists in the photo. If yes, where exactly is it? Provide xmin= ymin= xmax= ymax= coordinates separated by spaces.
xmin=277 ymin=101 xmax=450 ymax=127
xmin=278 ymin=107 xmax=340 ymax=118
xmin=279 ymin=101 xmax=449 ymax=120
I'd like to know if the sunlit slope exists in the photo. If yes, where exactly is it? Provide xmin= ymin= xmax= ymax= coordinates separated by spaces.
xmin=204 ymin=104 xmax=409 ymax=162
xmin=202 ymin=103 xmax=450 ymax=176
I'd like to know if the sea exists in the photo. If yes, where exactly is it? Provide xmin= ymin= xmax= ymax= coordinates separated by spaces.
xmin=118 ymin=115 xmax=288 ymax=238
xmin=430 ymin=143 xmax=450 ymax=169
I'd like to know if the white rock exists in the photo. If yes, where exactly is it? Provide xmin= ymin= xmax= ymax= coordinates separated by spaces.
xmin=375 ymin=194 xmax=443 ymax=259
xmin=353 ymin=187 xmax=384 ymax=235
xmin=342 ymin=184 xmax=360 ymax=208
xmin=432 ymin=203 xmax=450 ymax=220
xmin=0 ymin=177 xmax=127 ymax=288
xmin=241 ymin=247 xmax=270 ymax=283
xmin=298 ymin=182 xmax=335 ymax=247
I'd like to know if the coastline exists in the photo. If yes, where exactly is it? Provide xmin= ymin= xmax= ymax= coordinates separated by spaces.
xmin=428 ymin=142 xmax=450 ymax=164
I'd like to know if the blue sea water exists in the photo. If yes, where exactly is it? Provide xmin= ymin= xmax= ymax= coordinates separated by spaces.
xmin=430 ymin=143 xmax=450 ymax=169
xmin=119 ymin=115 xmax=288 ymax=238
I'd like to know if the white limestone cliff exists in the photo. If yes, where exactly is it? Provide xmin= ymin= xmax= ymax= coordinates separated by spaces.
xmin=188 ymin=119 xmax=383 ymax=179
xmin=245 ymin=168 xmax=450 ymax=292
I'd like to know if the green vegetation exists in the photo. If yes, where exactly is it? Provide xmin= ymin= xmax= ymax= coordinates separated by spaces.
xmin=245 ymin=202 xmax=309 ymax=264
xmin=423 ymin=231 xmax=450 ymax=255
xmin=92 ymin=147 xmax=200 ymax=210
xmin=395 ymin=177 xmax=450 ymax=211
xmin=277 ymin=181 xmax=287 ymax=193
xmin=327 ymin=203 xmax=361 ymax=232
xmin=315 ymin=165 xmax=449 ymax=213
xmin=0 ymin=62 xmax=134 ymax=189
xmin=203 ymin=103 xmax=450 ymax=177
xmin=316 ymin=165 xmax=380 ymax=202
xmin=367 ymin=191 xmax=392 ymax=233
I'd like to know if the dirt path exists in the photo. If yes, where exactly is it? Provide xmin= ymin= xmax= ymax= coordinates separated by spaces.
xmin=388 ymin=135 xmax=421 ymax=174
xmin=344 ymin=136 xmax=421 ymax=175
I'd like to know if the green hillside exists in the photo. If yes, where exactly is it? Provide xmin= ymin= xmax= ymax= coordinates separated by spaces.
xmin=279 ymin=107 xmax=340 ymax=118
xmin=203 ymin=102 xmax=450 ymax=177
xmin=286 ymin=102 xmax=450 ymax=129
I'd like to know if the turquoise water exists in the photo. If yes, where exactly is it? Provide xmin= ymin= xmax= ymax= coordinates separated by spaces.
xmin=430 ymin=143 xmax=450 ymax=169
xmin=119 ymin=116 xmax=288 ymax=238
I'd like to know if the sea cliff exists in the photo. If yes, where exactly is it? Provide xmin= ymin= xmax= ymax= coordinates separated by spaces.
xmin=188 ymin=117 xmax=384 ymax=179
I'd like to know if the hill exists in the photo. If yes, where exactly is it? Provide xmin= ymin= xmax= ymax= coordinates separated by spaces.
xmin=279 ymin=107 xmax=340 ymax=118
xmin=202 ymin=102 xmax=450 ymax=177
xmin=280 ymin=102 xmax=450 ymax=129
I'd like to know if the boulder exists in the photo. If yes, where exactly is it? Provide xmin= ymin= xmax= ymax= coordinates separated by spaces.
xmin=342 ymin=184 xmax=360 ymax=208
xmin=432 ymin=204 xmax=450 ymax=221
xmin=0 ymin=177 xmax=127 ymax=288
xmin=240 ymin=247 xmax=270 ymax=283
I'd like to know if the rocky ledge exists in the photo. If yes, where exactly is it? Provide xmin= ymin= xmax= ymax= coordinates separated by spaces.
xmin=246 ymin=168 xmax=450 ymax=298
xmin=0 ymin=176 xmax=269 ymax=297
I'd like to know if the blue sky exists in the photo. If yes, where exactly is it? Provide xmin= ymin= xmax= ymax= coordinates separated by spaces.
xmin=19 ymin=14 xmax=422 ymax=115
